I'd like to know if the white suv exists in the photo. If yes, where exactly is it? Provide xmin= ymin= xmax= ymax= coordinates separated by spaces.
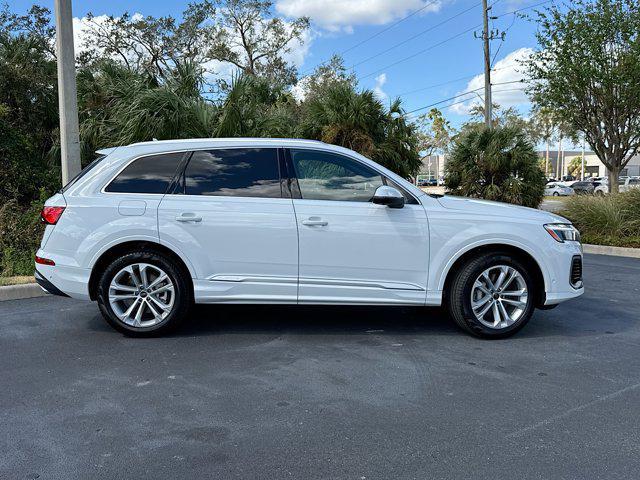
xmin=36 ymin=138 xmax=583 ymax=338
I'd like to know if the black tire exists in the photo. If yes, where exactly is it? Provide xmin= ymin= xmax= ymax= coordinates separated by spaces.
xmin=97 ymin=250 xmax=192 ymax=337
xmin=552 ymin=192 xmax=560 ymax=196
xmin=446 ymin=253 xmax=536 ymax=339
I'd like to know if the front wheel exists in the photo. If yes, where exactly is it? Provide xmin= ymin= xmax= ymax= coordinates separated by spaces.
xmin=97 ymin=251 xmax=191 ymax=337
xmin=446 ymin=253 xmax=535 ymax=338
xmin=552 ymin=192 xmax=560 ymax=196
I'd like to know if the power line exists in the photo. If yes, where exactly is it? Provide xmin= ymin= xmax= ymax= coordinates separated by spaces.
xmin=299 ymin=0 xmax=441 ymax=76
xmin=403 ymin=85 xmax=528 ymax=119
xmin=366 ymin=0 xmax=551 ymax=84
xmin=403 ymin=80 xmax=525 ymax=116
xmin=348 ymin=3 xmax=480 ymax=70
xmin=391 ymin=62 xmax=522 ymax=98
xmin=393 ymin=74 xmax=479 ymax=97
xmin=495 ymin=0 xmax=553 ymax=18
xmin=359 ymin=23 xmax=481 ymax=81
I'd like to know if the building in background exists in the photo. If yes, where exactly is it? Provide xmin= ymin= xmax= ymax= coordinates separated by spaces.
xmin=535 ymin=150 xmax=639 ymax=179
xmin=418 ymin=155 xmax=446 ymax=184
xmin=537 ymin=150 xmax=586 ymax=178
xmin=577 ymin=154 xmax=640 ymax=178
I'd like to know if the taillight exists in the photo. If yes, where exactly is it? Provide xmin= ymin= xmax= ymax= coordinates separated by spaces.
xmin=41 ymin=206 xmax=65 ymax=225
xmin=35 ymin=255 xmax=55 ymax=266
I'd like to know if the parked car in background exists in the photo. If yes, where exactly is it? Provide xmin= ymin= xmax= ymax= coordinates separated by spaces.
xmin=545 ymin=183 xmax=575 ymax=196
xmin=570 ymin=181 xmax=595 ymax=195
xmin=35 ymin=138 xmax=583 ymax=339
xmin=594 ymin=177 xmax=640 ymax=195
xmin=417 ymin=178 xmax=437 ymax=187
xmin=587 ymin=176 xmax=606 ymax=183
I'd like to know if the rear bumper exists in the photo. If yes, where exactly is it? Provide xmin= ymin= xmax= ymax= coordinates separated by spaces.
xmin=34 ymin=250 xmax=91 ymax=300
xmin=34 ymin=270 xmax=69 ymax=298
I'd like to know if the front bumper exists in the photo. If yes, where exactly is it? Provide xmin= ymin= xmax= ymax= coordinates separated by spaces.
xmin=542 ymin=243 xmax=584 ymax=305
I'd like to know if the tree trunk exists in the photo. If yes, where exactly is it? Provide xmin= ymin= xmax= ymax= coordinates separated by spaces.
xmin=545 ymin=141 xmax=550 ymax=177
xmin=608 ymin=165 xmax=620 ymax=194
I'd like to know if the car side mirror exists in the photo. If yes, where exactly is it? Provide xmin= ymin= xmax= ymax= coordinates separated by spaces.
xmin=372 ymin=185 xmax=405 ymax=209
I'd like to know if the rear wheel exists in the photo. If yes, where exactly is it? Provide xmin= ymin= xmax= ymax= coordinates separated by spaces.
xmin=97 ymin=251 xmax=191 ymax=337
xmin=446 ymin=253 xmax=535 ymax=338
xmin=552 ymin=191 xmax=560 ymax=196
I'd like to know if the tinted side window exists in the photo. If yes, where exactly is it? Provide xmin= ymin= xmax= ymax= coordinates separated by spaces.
xmin=106 ymin=153 xmax=183 ymax=194
xmin=290 ymin=149 xmax=383 ymax=202
xmin=183 ymin=148 xmax=281 ymax=198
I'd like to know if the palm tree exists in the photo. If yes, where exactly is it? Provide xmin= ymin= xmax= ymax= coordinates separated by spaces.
xmin=299 ymin=84 xmax=421 ymax=178
xmin=445 ymin=126 xmax=546 ymax=208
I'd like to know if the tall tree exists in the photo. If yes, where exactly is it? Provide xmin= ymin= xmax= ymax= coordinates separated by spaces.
xmin=529 ymin=106 xmax=556 ymax=178
xmin=415 ymin=108 xmax=454 ymax=157
xmin=208 ymin=0 xmax=309 ymax=87
xmin=526 ymin=0 xmax=640 ymax=193
xmin=80 ymin=3 xmax=215 ymax=81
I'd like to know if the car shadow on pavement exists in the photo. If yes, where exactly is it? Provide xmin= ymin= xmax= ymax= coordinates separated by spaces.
xmin=84 ymin=296 xmax=628 ymax=339
xmin=172 ymin=304 xmax=466 ymax=338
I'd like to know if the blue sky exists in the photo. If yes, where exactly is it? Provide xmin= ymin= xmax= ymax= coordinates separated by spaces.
xmin=9 ymin=0 xmax=548 ymax=128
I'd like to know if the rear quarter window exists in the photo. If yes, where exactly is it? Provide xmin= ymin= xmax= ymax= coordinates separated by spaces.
xmin=105 ymin=152 xmax=185 ymax=194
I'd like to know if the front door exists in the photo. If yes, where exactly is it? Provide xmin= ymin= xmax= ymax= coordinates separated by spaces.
xmin=158 ymin=147 xmax=298 ymax=303
xmin=288 ymin=148 xmax=430 ymax=305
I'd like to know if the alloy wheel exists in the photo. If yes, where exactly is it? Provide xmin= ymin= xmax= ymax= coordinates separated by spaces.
xmin=108 ymin=263 xmax=175 ymax=328
xmin=470 ymin=265 xmax=528 ymax=329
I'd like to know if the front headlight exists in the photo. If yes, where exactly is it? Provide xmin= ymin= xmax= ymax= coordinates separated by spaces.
xmin=544 ymin=223 xmax=581 ymax=243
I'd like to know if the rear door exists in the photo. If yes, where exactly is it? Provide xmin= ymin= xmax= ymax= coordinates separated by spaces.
xmin=157 ymin=147 xmax=299 ymax=303
xmin=286 ymin=148 xmax=429 ymax=305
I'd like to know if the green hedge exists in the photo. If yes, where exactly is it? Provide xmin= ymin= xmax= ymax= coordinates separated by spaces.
xmin=561 ymin=189 xmax=640 ymax=248
xmin=0 ymin=191 xmax=46 ymax=276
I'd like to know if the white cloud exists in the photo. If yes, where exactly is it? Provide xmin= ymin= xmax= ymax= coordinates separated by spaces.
xmin=449 ymin=47 xmax=533 ymax=115
xmin=373 ymin=73 xmax=388 ymax=102
xmin=276 ymin=0 xmax=442 ymax=31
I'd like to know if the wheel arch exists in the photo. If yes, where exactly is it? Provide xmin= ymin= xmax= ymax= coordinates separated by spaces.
xmin=440 ymin=243 xmax=547 ymax=307
xmin=88 ymin=240 xmax=194 ymax=301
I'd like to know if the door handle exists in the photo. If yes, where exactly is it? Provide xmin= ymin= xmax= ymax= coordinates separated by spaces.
xmin=175 ymin=213 xmax=202 ymax=223
xmin=302 ymin=217 xmax=328 ymax=227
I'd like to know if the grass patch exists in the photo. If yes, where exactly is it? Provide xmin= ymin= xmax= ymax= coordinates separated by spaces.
xmin=561 ymin=189 xmax=640 ymax=248
xmin=0 ymin=275 xmax=34 ymax=286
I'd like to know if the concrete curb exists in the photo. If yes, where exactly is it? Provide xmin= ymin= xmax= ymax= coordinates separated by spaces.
xmin=583 ymin=244 xmax=640 ymax=258
xmin=0 ymin=283 xmax=48 ymax=302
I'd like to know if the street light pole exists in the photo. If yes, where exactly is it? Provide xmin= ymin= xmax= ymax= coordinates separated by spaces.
xmin=54 ymin=0 xmax=82 ymax=186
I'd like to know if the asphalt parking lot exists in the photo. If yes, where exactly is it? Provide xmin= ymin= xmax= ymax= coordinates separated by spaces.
xmin=2 ymin=254 xmax=640 ymax=479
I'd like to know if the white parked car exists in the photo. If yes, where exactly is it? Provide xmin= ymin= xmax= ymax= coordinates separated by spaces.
xmin=594 ymin=177 xmax=640 ymax=195
xmin=544 ymin=183 xmax=575 ymax=196
xmin=36 ymin=139 xmax=583 ymax=338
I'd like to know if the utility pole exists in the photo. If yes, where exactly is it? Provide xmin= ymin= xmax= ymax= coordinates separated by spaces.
xmin=581 ymin=137 xmax=586 ymax=181
xmin=482 ymin=0 xmax=492 ymax=128
xmin=54 ymin=0 xmax=82 ymax=185
xmin=475 ymin=0 xmax=504 ymax=128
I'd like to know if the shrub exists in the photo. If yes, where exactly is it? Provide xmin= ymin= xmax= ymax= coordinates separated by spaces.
xmin=0 ymin=192 xmax=46 ymax=276
xmin=445 ymin=126 xmax=546 ymax=208
xmin=561 ymin=189 xmax=640 ymax=247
